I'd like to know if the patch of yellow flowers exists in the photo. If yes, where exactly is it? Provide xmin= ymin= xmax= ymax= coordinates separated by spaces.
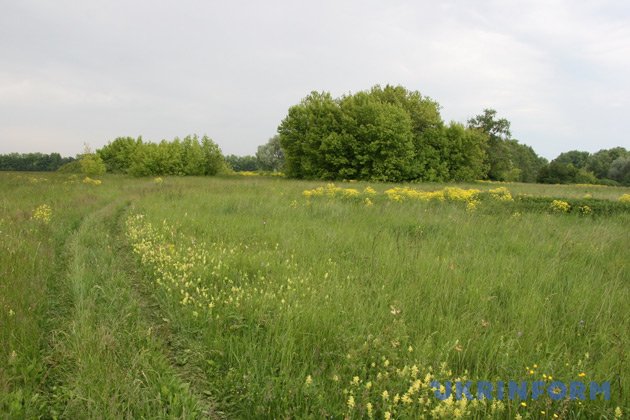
xmin=319 ymin=354 xmax=506 ymax=419
xmin=304 ymin=184 xmax=497 ymax=211
xmin=126 ymin=214 xmax=316 ymax=319
xmin=32 ymin=204 xmax=52 ymax=224
xmin=550 ymin=200 xmax=570 ymax=213
xmin=82 ymin=176 xmax=102 ymax=185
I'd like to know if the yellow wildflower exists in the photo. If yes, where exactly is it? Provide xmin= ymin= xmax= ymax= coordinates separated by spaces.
xmin=33 ymin=204 xmax=52 ymax=224
xmin=550 ymin=200 xmax=570 ymax=213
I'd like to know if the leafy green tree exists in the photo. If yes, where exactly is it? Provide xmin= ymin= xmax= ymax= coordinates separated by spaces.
xmin=0 ymin=153 xmax=74 ymax=171
xmin=339 ymin=92 xmax=415 ymax=181
xmin=179 ymin=135 xmax=208 ymax=175
xmin=467 ymin=109 xmax=514 ymax=180
xmin=98 ymin=134 xmax=225 ymax=177
xmin=256 ymin=135 xmax=284 ymax=172
xmin=278 ymin=87 xmax=553 ymax=183
xmin=412 ymin=127 xmax=450 ymax=182
xmin=225 ymin=155 xmax=259 ymax=172
xmin=441 ymin=122 xmax=488 ymax=181
xmin=553 ymin=150 xmax=590 ymax=169
xmin=367 ymin=85 xmax=443 ymax=180
xmin=505 ymin=140 xmax=548 ymax=183
xmin=608 ymin=156 xmax=630 ymax=185
xmin=98 ymin=137 xmax=142 ymax=173
xmin=80 ymin=145 xmax=106 ymax=177
xmin=537 ymin=161 xmax=597 ymax=184
xmin=586 ymin=147 xmax=629 ymax=179
xmin=201 ymin=135 xmax=226 ymax=175
xmin=278 ymin=91 xmax=343 ymax=179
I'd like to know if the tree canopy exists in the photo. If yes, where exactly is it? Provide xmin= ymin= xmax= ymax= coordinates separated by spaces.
xmin=256 ymin=135 xmax=285 ymax=172
xmin=0 ymin=153 xmax=74 ymax=171
xmin=277 ymin=87 xmax=550 ymax=183
xmin=97 ymin=135 xmax=225 ymax=176
xmin=278 ymin=85 xmax=495 ymax=182
xmin=538 ymin=147 xmax=629 ymax=185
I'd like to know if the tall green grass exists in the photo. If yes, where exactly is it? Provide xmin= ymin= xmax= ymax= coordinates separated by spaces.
xmin=129 ymin=176 xmax=629 ymax=418
xmin=1 ymin=172 xmax=628 ymax=418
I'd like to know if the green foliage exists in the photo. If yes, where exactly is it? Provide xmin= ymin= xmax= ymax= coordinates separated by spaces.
xmin=505 ymin=140 xmax=548 ymax=183
xmin=441 ymin=122 xmax=488 ymax=181
xmin=586 ymin=147 xmax=629 ymax=179
xmin=98 ymin=135 xmax=226 ymax=177
xmin=56 ymin=160 xmax=83 ymax=173
xmin=537 ymin=161 xmax=598 ymax=184
xmin=278 ymin=85 xmax=491 ymax=182
xmin=466 ymin=109 xmax=549 ymax=182
xmin=256 ymin=135 xmax=284 ymax=172
xmin=98 ymin=137 xmax=142 ymax=173
xmin=279 ymin=91 xmax=343 ymax=179
xmin=79 ymin=147 xmax=106 ymax=177
xmin=536 ymin=148 xmax=630 ymax=186
xmin=339 ymin=91 xmax=416 ymax=181
xmin=608 ymin=156 xmax=630 ymax=185
xmin=1 ymin=173 xmax=628 ymax=418
xmin=0 ymin=152 xmax=74 ymax=172
xmin=225 ymin=155 xmax=259 ymax=172
xmin=277 ymin=88 xmax=551 ymax=183
xmin=513 ymin=194 xmax=630 ymax=215
xmin=554 ymin=150 xmax=590 ymax=169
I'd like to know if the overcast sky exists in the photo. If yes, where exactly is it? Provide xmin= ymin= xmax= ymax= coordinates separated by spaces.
xmin=1 ymin=0 xmax=629 ymax=159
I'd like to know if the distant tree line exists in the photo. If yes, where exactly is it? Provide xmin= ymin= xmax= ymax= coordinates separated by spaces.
xmin=537 ymin=147 xmax=630 ymax=185
xmin=277 ymin=85 xmax=546 ymax=182
xmin=224 ymin=136 xmax=285 ymax=172
xmin=1 ymin=84 xmax=627 ymax=186
xmin=0 ymin=153 xmax=74 ymax=171
xmin=97 ymin=135 xmax=225 ymax=176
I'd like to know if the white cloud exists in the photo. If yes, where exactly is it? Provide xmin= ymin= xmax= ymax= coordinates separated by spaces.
xmin=0 ymin=0 xmax=628 ymax=159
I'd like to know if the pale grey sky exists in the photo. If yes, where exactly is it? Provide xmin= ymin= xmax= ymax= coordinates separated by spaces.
xmin=1 ymin=0 xmax=629 ymax=159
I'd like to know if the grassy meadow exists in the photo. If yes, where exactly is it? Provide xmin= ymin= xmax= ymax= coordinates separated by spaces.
xmin=1 ymin=172 xmax=628 ymax=419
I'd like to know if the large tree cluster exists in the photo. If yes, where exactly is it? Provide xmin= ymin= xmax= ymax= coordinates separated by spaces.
xmin=97 ymin=135 xmax=225 ymax=176
xmin=0 ymin=153 xmax=74 ymax=172
xmin=278 ymin=85 xmax=543 ymax=182
xmin=538 ymin=147 xmax=630 ymax=185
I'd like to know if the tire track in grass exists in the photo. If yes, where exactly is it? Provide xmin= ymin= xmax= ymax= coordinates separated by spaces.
xmin=45 ymin=200 xmax=211 ymax=418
